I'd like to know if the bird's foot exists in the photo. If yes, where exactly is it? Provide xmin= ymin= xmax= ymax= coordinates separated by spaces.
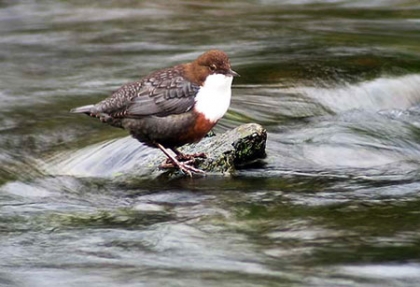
xmin=159 ymin=159 xmax=205 ymax=176
xmin=155 ymin=143 xmax=206 ymax=177
xmin=175 ymin=152 xmax=207 ymax=161
xmin=163 ymin=152 xmax=206 ymax=165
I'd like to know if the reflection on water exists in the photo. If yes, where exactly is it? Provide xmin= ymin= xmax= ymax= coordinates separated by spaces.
xmin=1 ymin=0 xmax=420 ymax=286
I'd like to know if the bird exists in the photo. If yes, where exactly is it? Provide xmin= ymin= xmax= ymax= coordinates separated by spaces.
xmin=70 ymin=50 xmax=239 ymax=176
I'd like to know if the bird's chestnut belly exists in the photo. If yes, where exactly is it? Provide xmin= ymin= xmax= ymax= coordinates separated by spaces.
xmin=121 ymin=111 xmax=216 ymax=148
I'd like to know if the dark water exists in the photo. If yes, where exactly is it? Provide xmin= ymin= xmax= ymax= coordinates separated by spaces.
xmin=2 ymin=0 xmax=420 ymax=286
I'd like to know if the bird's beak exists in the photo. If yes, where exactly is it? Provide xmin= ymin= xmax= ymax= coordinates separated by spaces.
xmin=229 ymin=69 xmax=240 ymax=77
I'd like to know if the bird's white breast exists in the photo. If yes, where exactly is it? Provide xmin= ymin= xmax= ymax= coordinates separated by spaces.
xmin=194 ymin=74 xmax=233 ymax=123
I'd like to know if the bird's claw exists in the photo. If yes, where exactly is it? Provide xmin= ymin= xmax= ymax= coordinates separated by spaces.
xmin=177 ymin=162 xmax=205 ymax=176
xmin=175 ymin=152 xmax=207 ymax=161
xmin=159 ymin=159 xmax=205 ymax=176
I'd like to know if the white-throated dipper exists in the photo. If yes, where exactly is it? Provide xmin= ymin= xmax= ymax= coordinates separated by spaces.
xmin=71 ymin=50 xmax=239 ymax=176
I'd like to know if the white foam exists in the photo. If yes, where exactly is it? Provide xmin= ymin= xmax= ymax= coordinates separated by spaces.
xmin=294 ymin=74 xmax=420 ymax=113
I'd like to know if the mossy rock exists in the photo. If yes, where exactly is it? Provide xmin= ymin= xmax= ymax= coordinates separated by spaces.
xmin=158 ymin=123 xmax=267 ymax=176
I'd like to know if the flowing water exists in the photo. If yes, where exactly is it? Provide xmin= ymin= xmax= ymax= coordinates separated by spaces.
xmin=2 ymin=0 xmax=420 ymax=286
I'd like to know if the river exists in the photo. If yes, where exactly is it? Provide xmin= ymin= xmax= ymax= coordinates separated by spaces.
xmin=1 ymin=1 xmax=420 ymax=286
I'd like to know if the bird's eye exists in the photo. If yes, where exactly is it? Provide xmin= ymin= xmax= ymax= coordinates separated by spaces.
xmin=209 ymin=64 xmax=217 ymax=71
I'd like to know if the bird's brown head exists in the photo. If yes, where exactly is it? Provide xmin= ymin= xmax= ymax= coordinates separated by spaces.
xmin=186 ymin=50 xmax=239 ymax=85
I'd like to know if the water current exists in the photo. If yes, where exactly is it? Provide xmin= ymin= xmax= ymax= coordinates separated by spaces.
xmin=1 ymin=1 xmax=420 ymax=286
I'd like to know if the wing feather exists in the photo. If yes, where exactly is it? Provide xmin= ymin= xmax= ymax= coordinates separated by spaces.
xmin=92 ymin=66 xmax=199 ymax=118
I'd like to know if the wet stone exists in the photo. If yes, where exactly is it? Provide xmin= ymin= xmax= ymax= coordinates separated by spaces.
xmin=150 ymin=123 xmax=267 ymax=177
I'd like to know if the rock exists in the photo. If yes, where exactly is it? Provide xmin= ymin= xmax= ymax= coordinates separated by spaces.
xmin=159 ymin=123 xmax=267 ymax=176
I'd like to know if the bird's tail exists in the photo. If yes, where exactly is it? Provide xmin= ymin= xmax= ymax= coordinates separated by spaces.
xmin=70 ymin=104 xmax=94 ymax=114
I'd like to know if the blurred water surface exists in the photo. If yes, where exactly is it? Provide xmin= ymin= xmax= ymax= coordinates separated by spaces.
xmin=1 ymin=0 xmax=420 ymax=286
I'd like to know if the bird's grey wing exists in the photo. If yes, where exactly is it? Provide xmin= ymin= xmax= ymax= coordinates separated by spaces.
xmin=91 ymin=67 xmax=199 ymax=118
xmin=126 ymin=75 xmax=199 ymax=117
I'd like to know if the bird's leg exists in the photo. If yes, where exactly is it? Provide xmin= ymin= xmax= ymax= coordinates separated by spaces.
xmin=155 ymin=143 xmax=205 ymax=176
xmin=171 ymin=147 xmax=207 ymax=161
